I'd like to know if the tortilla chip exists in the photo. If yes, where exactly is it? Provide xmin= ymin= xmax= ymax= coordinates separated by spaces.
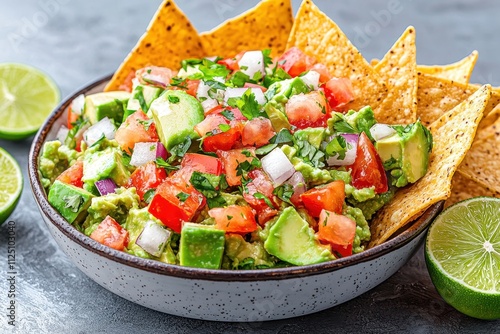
xmin=105 ymin=0 xmax=204 ymax=92
xmin=199 ymin=0 xmax=293 ymax=58
xmin=373 ymin=27 xmax=417 ymax=124
xmin=368 ymin=85 xmax=491 ymax=247
xmin=416 ymin=73 xmax=500 ymax=126
xmin=476 ymin=103 xmax=500 ymax=141
xmin=417 ymin=50 xmax=478 ymax=84
xmin=458 ymin=128 xmax=500 ymax=194
xmin=445 ymin=172 xmax=500 ymax=208
xmin=286 ymin=0 xmax=387 ymax=111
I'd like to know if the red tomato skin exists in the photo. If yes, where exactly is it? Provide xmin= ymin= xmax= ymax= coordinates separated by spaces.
xmin=201 ymin=121 xmax=243 ymax=153
xmin=323 ymin=77 xmax=355 ymax=110
xmin=217 ymin=148 xmax=256 ymax=187
xmin=90 ymin=216 xmax=129 ymax=251
xmin=300 ymin=180 xmax=345 ymax=217
xmin=241 ymin=117 xmax=276 ymax=147
xmin=185 ymin=79 xmax=199 ymax=97
xmin=285 ymin=91 xmax=330 ymax=129
xmin=205 ymin=105 xmax=247 ymax=121
xmin=119 ymin=70 xmax=135 ymax=92
xmin=115 ymin=110 xmax=159 ymax=154
xmin=56 ymin=160 xmax=84 ymax=188
xmin=317 ymin=210 xmax=356 ymax=257
xmin=209 ymin=205 xmax=257 ymax=233
xmin=217 ymin=51 xmax=244 ymax=71
xmin=277 ymin=47 xmax=317 ymax=77
xmin=181 ymin=153 xmax=222 ymax=176
xmin=349 ymin=132 xmax=388 ymax=194
xmin=127 ymin=162 xmax=167 ymax=200
xmin=136 ymin=66 xmax=176 ymax=88
xmin=243 ymin=82 xmax=267 ymax=92
xmin=67 ymin=106 xmax=79 ymax=129
xmin=309 ymin=63 xmax=332 ymax=84
xmin=148 ymin=177 xmax=205 ymax=233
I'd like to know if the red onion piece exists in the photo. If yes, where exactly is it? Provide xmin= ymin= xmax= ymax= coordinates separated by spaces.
xmin=326 ymin=133 xmax=359 ymax=166
xmin=95 ymin=178 xmax=117 ymax=196
xmin=284 ymin=171 xmax=307 ymax=205
xmin=156 ymin=142 xmax=168 ymax=160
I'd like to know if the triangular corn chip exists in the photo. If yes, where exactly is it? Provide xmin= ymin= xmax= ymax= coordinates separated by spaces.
xmin=417 ymin=50 xmax=478 ymax=84
xmin=445 ymin=172 xmax=500 ymax=208
xmin=369 ymin=85 xmax=491 ymax=247
xmin=105 ymin=0 xmax=204 ymax=91
xmin=373 ymin=27 xmax=417 ymax=124
xmin=286 ymin=0 xmax=387 ymax=111
xmin=200 ymin=0 xmax=293 ymax=58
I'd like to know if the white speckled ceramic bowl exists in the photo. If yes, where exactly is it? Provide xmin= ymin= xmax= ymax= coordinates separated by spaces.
xmin=29 ymin=75 xmax=443 ymax=322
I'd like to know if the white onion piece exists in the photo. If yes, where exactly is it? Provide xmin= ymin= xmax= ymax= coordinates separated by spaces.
xmin=83 ymin=117 xmax=116 ymax=147
xmin=136 ymin=220 xmax=171 ymax=257
xmin=70 ymin=94 xmax=85 ymax=115
xmin=237 ymin=51 xmax=265 ymax=79
xmin=284 ymin=171 xmax=307 ymax=204
xmin=300 ymin=71 xmax=320 ymax=90
xmin=224 ymin=87 xmax=266 ymax=105
xmin=56 ymin=125 xmax=69 ymax=142
xmin=370 ymin=123 xmax=396 ymax=141
xmin=261 ymin=147 xmax=295 ymax=186
xmin=197 ymin=80 xmax=223 ymax=112
xmin=326 ymin=134 xmax=359 ymax=166
xmin=130 ymin=142 xmax=158 ymax=167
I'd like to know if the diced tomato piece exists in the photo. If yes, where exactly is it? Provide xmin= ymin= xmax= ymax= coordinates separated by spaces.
xmin=194 ymin=114 xmax=228 ymax=137
xmin=115 ymin=110 xmax=159 ymax=154
xmin=242 ymin=169 xmax=278 ymax=225
xmin=56 ymin=160 xmax=84 ymax=188
xmin=127 ymin=162 xmax=167 ymax=200
xmin=277 ymin=47 xmax=317 ymax=77
xmin=201 ymin=121 xmax=244 ymax=153
xmin=317 ymin=210 xmax=356 ymax=257
xmin=136 ymin=66 xmax=176 ymax=88
xmin=323 ymin=77 xmax=355 ymax=110
xmin=217 ymin=148 xmax=256 ymax=187
xmin=310 ymin=63 xmax=332 ymax=84
xmin=67 ymin=106 xmax=79 ymax=129
xmin=209 ymin=205 xmax=257 ymax=233
xmin=300 ymin=180 xmax=345 ymax=218
xmin=285 ymin=91 xmax=330 ymax=129
xmin=241 ymin=117 xmax=276 ymax=147
xmin=349 ymin=132 xmax=388 ymax=194
xmin=90 ymin=216 xmax=129 ymax=251
xmin=185 ymin=79 xmax=200 ymax=97
xmin=181 ymin=153 xmax=222 ymax=176
xmin=217 ymin=51 xmax=245 ymax=71
xmin=205 ymin=105 xmax=247 ymax=121
xmin=243 ymin=82 xmax=267 ymax=92
xmin=148 ymin=176 xmax=205 ymax=233
xmin=119 ymin=70 xmax=135 ymax=92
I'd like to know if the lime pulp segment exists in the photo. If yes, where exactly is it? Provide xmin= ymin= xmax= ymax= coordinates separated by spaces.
xmin=0 ymin=147 xmax=23 ymax=224
xmin=0 ymin=63 xmax=60 ymax=139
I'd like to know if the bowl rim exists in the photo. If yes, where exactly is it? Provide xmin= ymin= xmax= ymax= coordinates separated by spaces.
xmin=28 ymin=74 xmax=444 ymax=282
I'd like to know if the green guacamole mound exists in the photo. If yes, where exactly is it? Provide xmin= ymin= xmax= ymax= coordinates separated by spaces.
xmin=39 ymin=140 xmax=80 ymax=189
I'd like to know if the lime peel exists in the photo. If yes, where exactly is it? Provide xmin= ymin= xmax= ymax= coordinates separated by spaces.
xmin=0 ymin=147 xmax=23 ymax=224
xmin=425 ymin=196 xmax=500 ymax=320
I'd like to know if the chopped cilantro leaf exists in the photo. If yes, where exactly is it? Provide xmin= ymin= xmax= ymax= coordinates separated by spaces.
xmin=133 ymin=86 xmax=148 ymax=112
xmin=168 ymin=95 xmax=180 ymax=104
xmin=63 ymin=194 xmax=84 ymax=213
xmin=138 ymin=118 xmax=153 ymax=131
xmin=143 ymin=188 xmax=156 ymax=204
xmin=220 ymin=109 xmax=235 ymax=120
xmin=227 ymin=89 xmax=263 ymax=120
xmin=255 ymin=143 xmax=277 ymax=155
xmin=170 ymin=76 xmax=188 ymax=89
xmin=218 ymin=124 xmax=231 ymax=132
xmin=273 ymin=184 xmax=294 ymax=206
xmin=270 ymin=129 xmax=294 ymax=144
xmin=253 ymin=192 xmax=275 ymax=209
xmin=181 ymin=58 xmax=203 ymax=71
xmin=176 ymin=192 xmax=190 ymax=202
xmin=155 ymin=157 xmax=180 ymax=171
xmin=325 ymin=135 xmax=347 ymax=159
xmin=262 ymin=49 xmax=273 ymax=68
xmin=169 ymin=137 xmax=192 ymax=160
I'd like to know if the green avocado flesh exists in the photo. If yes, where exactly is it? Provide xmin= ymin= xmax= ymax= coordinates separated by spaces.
xmin=48 ymin=180 xmax=94 ymax=224
xmin=179 ymin=223 xmax=225 ymax=269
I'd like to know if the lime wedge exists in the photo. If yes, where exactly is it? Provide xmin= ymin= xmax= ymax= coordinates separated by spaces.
xmin=0 ymin=63 xmax=60 ymax=140
xmin=0 ymin=147 xmax=23 ymax=224
xmin=425 ymin=197 xmax=500 ymax=320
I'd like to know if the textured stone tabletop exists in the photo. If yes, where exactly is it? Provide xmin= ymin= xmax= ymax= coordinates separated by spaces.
xmin=1 ymin=0 xmax=499 ymax=333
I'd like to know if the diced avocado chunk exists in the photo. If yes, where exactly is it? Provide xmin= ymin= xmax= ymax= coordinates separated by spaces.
xmin=82 ymin=147 xmax=130 ymax=194
xmin=179 ymin=223 xmax=225 ymax=269
xmin=265 ymin=77 xmax=311 ymax=103
xmin=84 ymin=91 xmax=130 ymax=125
xmin=264 ymin=207 xmax=334 ymax=265
xmin=281 ymin=145 xmax=332 ymax=185
xmin=48 ymin=180 xmax=94 ymax=224
xmin=222 ymin=234 xmax=277 ymax=270
xmin=375 ymin=120 xmax=432 ymax=187
xmin=126 ymin=84 xmax=163 ymax=116
xmin=264 ymin=100 xmax=291 ymax=132
xmin=150 ymin=90 xmax=204 ymax=151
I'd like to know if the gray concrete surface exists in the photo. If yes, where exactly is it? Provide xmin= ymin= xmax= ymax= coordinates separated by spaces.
xmin=1 ymin=0 xmax=499 ymax=332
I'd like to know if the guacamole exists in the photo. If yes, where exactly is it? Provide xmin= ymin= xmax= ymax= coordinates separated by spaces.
xmin=41 ymin=47 xmax=432 ymax=269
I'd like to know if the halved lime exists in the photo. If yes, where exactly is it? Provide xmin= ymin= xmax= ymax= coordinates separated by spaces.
xmin=425 ymin=197 xmax=500 ymax=320
xmin=0 ymin=63 xmax=60 ymax=140
xmin=0 ymin=147 xmax=23 ymax=224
